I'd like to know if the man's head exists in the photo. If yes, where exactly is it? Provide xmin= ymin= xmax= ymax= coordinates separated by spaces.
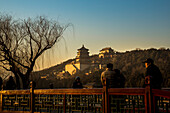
xmin=0 ymin=77 xmax=2 ymax=85
xmin=107 ymin=63 xmax=113 ymax=69
xmin=75 ymin=76 xmax=80 ymax=82
xmin=143 ymin=58 xmax=154 ymax=68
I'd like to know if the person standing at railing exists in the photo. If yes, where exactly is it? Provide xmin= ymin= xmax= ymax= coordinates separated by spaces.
xmin=72 ymin=76 xmax=83 ymax=111
xmin=113 ymin=69 xmax=125 ymax=88
xmin=5 ymin=76 xmax=16 ymax=90
xmin=49 ymin=83 xmax=53 ymax=89
xmin=72 ymin=76 xmax=83 ymax=88
xmin=101 ymin=63 xmax=125 ymax=88
xmin=0 ymin=77 xmax=2 ymax=90
xmin=143 ymin=58 xmax=163 ymax=113
xmin=143 ymin=58 xmax=163 ymax=89
xmin=101 ymin=63 xmax=125 ymax=112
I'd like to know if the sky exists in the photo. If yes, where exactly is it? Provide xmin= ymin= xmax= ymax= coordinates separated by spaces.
xmin=0 ymin=0 xmax=170 ymax=70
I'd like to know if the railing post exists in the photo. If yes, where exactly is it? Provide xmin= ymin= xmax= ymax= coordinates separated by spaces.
xmin=145 ymin=76 xmax=154 ymax=113
xmin=102 ymin=78 xmax=108 ymax=113
xmin=30 ymin=81 xmax=35 ymax=113
xmin=63 ymin=94 xmax=66 ymax=113
xmin=0 ymin=84 xmax=3 ymax=112
xmin=132 ymin=100 xmax=135 ymax=113
xmin=0 ymin=92 xmax=2 ymax=112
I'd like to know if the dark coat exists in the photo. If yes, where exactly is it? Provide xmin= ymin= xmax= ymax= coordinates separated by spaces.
xmin=6 ymin=76 xmax=16 ymax=90
xmin=101 ymin=68 xmax=125 ymax=88
xmin=72 ymin=81 xmax=83 ymax=89
xmin=118 ymin=73 xmax=125 ymax=88
xmin=145 ymin=64 xmax=163 ymax=89
xmin=0 ymin=77 xmax=2 ymax=90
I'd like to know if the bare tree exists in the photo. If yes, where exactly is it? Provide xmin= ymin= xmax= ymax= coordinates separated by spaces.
xmin=0 ymin=14 xmax=69 ymax=89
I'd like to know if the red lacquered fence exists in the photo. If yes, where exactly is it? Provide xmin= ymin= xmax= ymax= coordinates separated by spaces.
xmin=0 ymin=76 xmax=169 ymax=113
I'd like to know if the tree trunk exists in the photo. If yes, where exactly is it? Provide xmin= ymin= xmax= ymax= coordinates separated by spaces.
xmin=14 ymin=73 xmax=30 ymax=89
xmin=14 ymin=73 xmax=21 ymax=89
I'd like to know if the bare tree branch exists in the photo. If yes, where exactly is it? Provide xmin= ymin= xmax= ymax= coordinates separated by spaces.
xmin=0 ymin=65 xmax=11 ymax=71
xmin=0 ymin=14 xmax=70 ymax=89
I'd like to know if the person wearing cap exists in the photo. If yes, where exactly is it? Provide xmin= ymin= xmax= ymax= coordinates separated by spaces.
xmin=143 ymin=58 xmax=163 ymax=89
xmin=101 ymin=63 xmax=124 ymax=88
xmin=0 ymin=77 xmax=2 ymax=90
xmin=101 ymin=64 xmax=125 ymax=112
xmin=72 ymin=76 xmax=83 ymax=88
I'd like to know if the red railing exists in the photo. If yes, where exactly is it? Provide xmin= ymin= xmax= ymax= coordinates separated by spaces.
xmin=0 ymin=76 xmax=169 ymax=113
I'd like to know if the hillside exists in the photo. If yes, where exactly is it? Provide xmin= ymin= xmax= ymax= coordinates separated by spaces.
xmin=32 ymin=48 xmax=170 ymax=88
xmin=33 ymin=59 xmax=73 ymax=76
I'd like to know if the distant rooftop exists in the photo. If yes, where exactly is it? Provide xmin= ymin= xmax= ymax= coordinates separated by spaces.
xmin=100 ymin=47 xmax=113 ymax=51
xmin=78 ymin=45 xmax=89 ymax=51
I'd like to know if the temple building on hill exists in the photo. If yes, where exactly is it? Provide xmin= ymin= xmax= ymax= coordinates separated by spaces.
xmin=99 ymin=47 xmax=115 ymax=58
xmin=65 ymin=46 xmax=116 ymax=75
xmin=65 ymin=45 xmax=91 ymax=75
xmin=76 ymin=45 xmax=90 ymax=63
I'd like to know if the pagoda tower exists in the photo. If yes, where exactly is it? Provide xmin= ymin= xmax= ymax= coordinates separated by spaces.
xmin=65 ymin=45 xmax=91 ymax=75
xmin=76 ymin=45 xmax=90 ymax=63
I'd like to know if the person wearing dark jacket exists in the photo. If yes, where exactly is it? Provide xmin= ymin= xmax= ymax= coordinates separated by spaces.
xmin=101 ymin=63 xmax=125 ymax=88
xmin=143 ymin=58 xmax=163 ymax=89
xmin=72 ymin=76 xmax=83 ymax=88
xmin=0 ymin=77 xmax=2 ymax=90
xmin=101 ymin=64 xmax=125 ymax=112
xmin=6 ymin=76 xmax=16 ymax=90
xmin=113 ymin=69 xmax=125 ymax=88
